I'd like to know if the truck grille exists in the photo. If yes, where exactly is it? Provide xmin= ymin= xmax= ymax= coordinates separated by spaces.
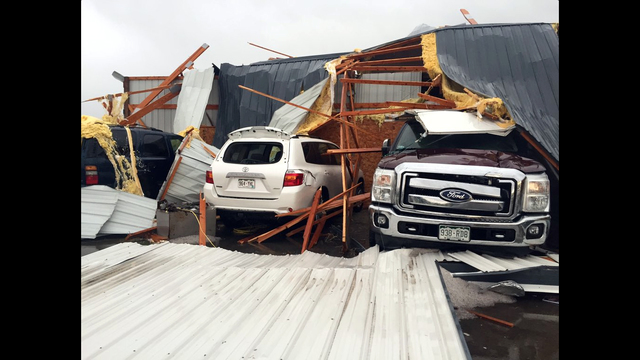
xmin=399 ymin=172 xmax=516 ymax=218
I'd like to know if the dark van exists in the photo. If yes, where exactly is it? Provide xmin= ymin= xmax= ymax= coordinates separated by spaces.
xmin=81 ymin=125 xmax=184 ymax=199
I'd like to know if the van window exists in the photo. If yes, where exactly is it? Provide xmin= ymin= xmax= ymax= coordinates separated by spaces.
xmin=140 ymin=134 xmax=169 ymax=157
xmin=223 ymin=142 xmax=283 ymax=164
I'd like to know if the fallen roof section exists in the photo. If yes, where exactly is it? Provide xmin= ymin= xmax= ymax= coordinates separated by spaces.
xmin=81 ymin=185 xmax=157 ymax=239
xmin=81 ymin=243 xmax=471 ymax=359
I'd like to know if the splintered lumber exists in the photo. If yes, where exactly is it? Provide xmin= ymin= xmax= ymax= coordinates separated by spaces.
xmin=301 ymin=188 xmax=323 ymax=253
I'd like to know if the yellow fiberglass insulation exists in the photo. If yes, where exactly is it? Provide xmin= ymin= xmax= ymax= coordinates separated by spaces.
xmin=296 ymin=71 xmax=336 ymax=135
xmin=81 ymin=115 xmax=143 ymax=196
xmin=420 ymin=33 xmax=514 ymax=126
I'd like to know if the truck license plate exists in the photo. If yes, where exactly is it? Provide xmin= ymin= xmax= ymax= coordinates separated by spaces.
xmin=438 ymin=225 xmax=470 ymax=241
xmin=238 ymin=179 xmax=255 ymax=189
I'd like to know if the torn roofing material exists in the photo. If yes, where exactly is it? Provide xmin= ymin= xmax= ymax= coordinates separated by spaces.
xmin=434 ymin=23 xmax=559 ymax=162
xmin=213 ymin=52 xmax=346 ymax=148
xmin=81 ymin=244 xmax=471 ymax=359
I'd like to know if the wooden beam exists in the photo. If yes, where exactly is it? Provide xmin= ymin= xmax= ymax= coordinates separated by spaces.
xmin=350 ymin=65 xmax=429 ymax=73
xmin=340 ymin=78 xmax=434 ymax=87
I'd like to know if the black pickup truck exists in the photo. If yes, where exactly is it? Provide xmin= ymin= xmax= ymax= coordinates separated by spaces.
xmin=81 ymin=124 xmax=183 ymax=199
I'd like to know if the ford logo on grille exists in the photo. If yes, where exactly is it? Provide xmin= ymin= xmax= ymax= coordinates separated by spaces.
xmin=439 ymin=189 xmax=472 ymax=202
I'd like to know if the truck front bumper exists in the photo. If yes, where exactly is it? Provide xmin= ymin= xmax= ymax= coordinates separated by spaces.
xmin=369 ymin=204 xmax=550 ymax=248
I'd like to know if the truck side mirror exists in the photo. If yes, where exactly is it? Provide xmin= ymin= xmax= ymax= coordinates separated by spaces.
xmin=381 ymin=139 xmax=390 ymax=156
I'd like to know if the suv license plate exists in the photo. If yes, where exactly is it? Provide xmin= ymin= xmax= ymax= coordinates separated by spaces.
xmin=238 ymin=179 xmax=255 ymax=189
xmin=438 ymin=225 xmax=470 ymax=241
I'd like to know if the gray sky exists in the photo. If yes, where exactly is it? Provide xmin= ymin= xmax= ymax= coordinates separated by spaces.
xmin=80 ymin=0 xmax=559 ymax=119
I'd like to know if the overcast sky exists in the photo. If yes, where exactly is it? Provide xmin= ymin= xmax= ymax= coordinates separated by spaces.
xmin=80 ymin=0 xmax=559 ymax=119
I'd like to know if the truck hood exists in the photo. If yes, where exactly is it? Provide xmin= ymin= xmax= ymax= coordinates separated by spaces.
xmin=378 ymin=148 xmax=546 ymax=173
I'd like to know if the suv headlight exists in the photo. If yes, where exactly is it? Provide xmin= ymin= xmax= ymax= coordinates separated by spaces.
xmin=372 ymin=168 xmax=396 ymax=203
xmin=522 ymin=174 xmax=550 ymax=212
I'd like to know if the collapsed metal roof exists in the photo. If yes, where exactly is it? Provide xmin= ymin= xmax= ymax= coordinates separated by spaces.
xmin=213 ymin=22 xmax=558 ymax=163
xmin=213 ymin=53 xmax=345 ymax=148
xmin=433 ymin=23 xmax=559 ymax=162
xmin=81 ymin=243 xmax=471 ymax=359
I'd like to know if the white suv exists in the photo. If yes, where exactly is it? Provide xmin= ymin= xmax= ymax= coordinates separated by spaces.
xmin=203 ymin=126 xmax=365 ymax=228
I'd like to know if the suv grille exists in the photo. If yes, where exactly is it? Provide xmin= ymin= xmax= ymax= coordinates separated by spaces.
xmin=399 ymin=172 xmax=516 ymax=218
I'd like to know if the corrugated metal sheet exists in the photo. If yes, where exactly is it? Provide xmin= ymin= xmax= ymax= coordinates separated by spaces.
xmin=434 ymin=23 xmax=559 ymax=162
xmin=213 ymin=53 xmax=345 ymax=148
xmin=159 ymin=137 xmax=219 ymax=204
xmin=81 ymin=244 xmax=471 ymax=359
xmin=127 ymin=74 xmax=219 ymax=134
xmin=352 ymin=72 xmax=422 ymax=107
xmin=447 ymin=250 xmax=559 ymax=272
xmin=81 ymin=185 xmax=157 ymax=239
xmin=173 ymin=67 xmax=215 ymax=133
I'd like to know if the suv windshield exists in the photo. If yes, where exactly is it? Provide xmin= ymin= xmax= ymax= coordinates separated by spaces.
xmin=390 ymin=120 xmax=519 ymax=154
xmin=223 ymin=142 xmax=284 ymax=164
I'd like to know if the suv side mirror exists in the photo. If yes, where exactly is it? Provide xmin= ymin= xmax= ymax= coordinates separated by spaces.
xmin=381 ymin=139 xmax=390 ymax=156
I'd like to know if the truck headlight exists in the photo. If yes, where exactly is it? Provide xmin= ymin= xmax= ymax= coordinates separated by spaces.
xmin=372 ymin=168 xmax=396 ymax=203
xmin=523 ymin=174 xmax=550 ymax=212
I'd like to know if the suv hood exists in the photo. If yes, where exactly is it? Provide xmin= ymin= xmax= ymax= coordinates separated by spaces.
xmin=379 ymin=148 xmax=546 ymax=173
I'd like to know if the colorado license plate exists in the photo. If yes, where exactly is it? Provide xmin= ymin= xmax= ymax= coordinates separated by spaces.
xmin=438 ymin=225 xmax=470 ymax=241
xmin=238 ymin=179 xmax=255 ymax=189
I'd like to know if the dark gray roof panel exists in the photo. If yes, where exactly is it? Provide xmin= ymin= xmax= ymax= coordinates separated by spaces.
xmin=434 ymin=23 xmax=559 ymax=162
xmin=213 ymin=53 xmax=345 ymax=147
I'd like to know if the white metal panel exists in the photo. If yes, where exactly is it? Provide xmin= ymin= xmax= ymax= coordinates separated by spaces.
xmin=173 ymin=67 xmax=215 ymax=133
xmin=81 ymin=185 xmax=118 ymax=239
xmin=353 ymin=72 xmax=422 ymax=107
xmin=447 ymin=250 xmax=559 ymax=272
xmin=412 ymin=109 xmax=515 ymax=136
xmin=98 ymin=189 xmax=157 ymax=235
xmin=81 ymin=244 xmax=470 ymax=359
xmin=159 ymin=137 xmax=219 ymax=204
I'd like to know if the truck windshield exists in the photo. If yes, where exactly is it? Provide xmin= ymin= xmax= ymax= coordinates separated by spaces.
xmin=390 ymin=120 xmax=518 ymax=154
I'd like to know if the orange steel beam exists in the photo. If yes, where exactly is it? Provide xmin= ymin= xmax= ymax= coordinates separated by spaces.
xmin=350 ymin=65 xmax=430 ymax=73
xmin=346 ymin=44 xmax=422 ymax=60
xmin=327 ymin=147 xmax=381 ymax=154
xmin=417 ymin=93 xmax=457 ymax=108
xmin=340 ymin=78 xmax=434 ymax=87
xmin=375 ymin=37 xmax=422 ymax=51
xmin=248 ymin=42 xmax=294 ymax=58
xmin=82 ymin=84 xmax=174 ymax=103
xmin=519 ymin=130 xmax=559 ymax=171
xmin=460 ymin=9 xmax=478 ymax=25
xmin=121 ymin=89 xmax=180 ymax=126
xmin=339 ymin=107 xmax=412 ymax=117
xmin=133 ymin=43 xmax=209 ymax=112
xmin=355 ymin=56 xmax=423 ymax=66
xmin=301 ymin=188 xmax=322 ymax=253
xmin=199 ymin=192 xmax=206 ymax=246
xmin=384 ymin=101 xmax=452 ymax=110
